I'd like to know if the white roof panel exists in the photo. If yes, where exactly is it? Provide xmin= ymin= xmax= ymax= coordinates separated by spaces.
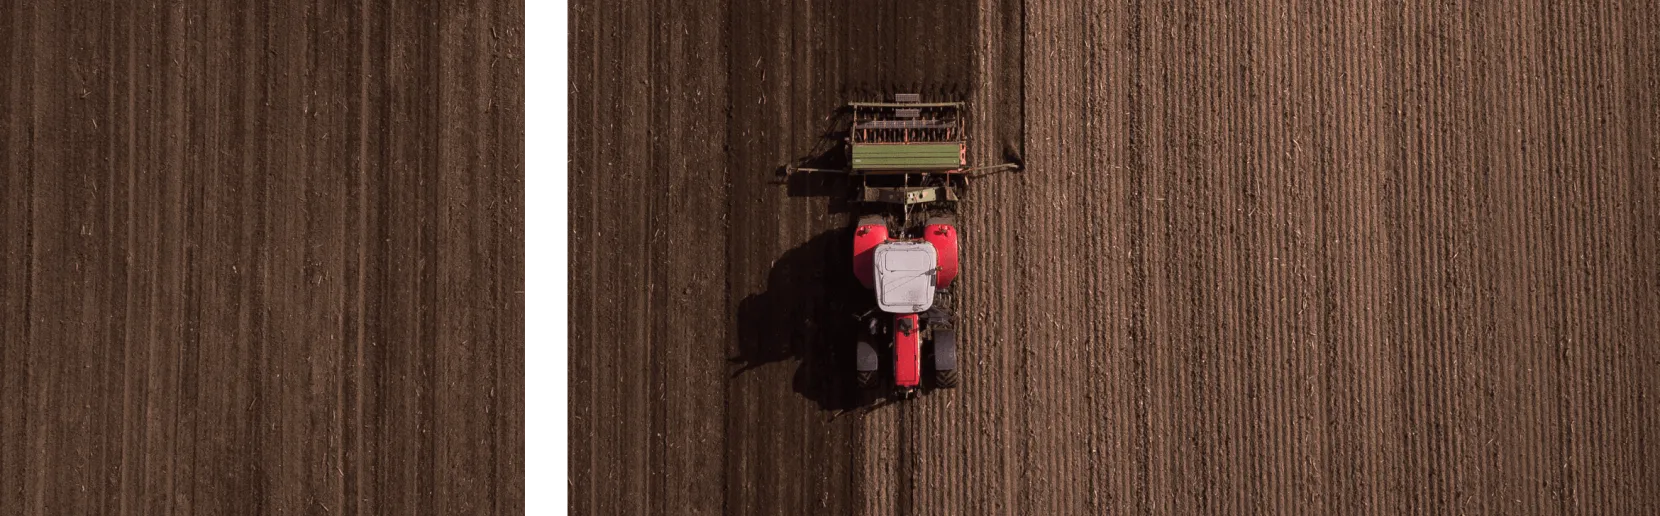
xmin=874 ymin=242 xmax=937 ymax=313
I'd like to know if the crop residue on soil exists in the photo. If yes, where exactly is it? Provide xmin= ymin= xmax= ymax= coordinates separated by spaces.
xmin=2 ymin=2 xmax=523 ymax=514
xmin=570 ymin=0 xmax=1660 ymax=514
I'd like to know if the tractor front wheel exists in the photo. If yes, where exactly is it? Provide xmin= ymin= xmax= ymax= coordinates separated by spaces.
xmin=931 ymin=330 xmax=958 ymax=389
xmin=856 ymin=371 xmax=877 ymax=390
xmin=856 ymin=337 xmax=880 ymax=390
xmin=933 ymin=369 xmax=958 ymax=388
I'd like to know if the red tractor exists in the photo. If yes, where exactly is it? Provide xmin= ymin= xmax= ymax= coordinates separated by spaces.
xmin=795 ymin=94 xmax=1019 ymax=396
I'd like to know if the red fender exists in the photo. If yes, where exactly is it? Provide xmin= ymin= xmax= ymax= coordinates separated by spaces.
xmin=924 ymin=222 xmax=959 ymax=287
xmin=853 ymin=222 xmax=888 ymax=288
xmin=893 ymin=314 xmax=921 ymax=387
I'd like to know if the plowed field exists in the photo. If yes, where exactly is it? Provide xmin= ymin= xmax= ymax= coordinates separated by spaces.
xmin=570 ymin=1 xmax=1659 ymax=514
xmin=2 ymin=2 xmax=522 ymax=514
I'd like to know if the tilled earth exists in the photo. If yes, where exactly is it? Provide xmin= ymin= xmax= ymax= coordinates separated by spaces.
xmin=569 ymin=0 xmax=1660 ymax=514
xmin=3 ymin=2 xmax=522 ymax=514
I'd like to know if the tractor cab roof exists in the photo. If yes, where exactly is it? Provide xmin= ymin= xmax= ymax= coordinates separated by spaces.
xmin=874 ymin=241 xmax=937 ymax=313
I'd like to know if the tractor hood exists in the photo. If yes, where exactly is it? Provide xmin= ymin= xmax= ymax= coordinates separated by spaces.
xmin=873 ymin=241 xmax=937 ymax=313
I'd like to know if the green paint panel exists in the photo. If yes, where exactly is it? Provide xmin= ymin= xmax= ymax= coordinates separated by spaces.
xmin=851 ymin=143 xmax=963 ymax=170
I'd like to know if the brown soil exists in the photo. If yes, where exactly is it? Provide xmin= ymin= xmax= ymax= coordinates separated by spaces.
xmin=571 ymin=0 xmax=1660 ymax=514
xmin=1 ymin=2 xmax=523 ymax=514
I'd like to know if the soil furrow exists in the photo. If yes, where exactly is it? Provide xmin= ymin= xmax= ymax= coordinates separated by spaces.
xmin=558 ymin=0 xmax=1660 ymax=514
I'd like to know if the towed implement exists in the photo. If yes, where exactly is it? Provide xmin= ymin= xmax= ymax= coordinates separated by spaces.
xmin=791 ymin=94 xmax=1020 ymax=397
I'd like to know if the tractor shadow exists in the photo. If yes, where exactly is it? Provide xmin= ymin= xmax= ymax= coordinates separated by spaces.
xmin=731 ymin=228 xmax=884 ymax=411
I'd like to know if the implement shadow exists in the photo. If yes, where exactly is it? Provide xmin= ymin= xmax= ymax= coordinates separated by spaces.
xmin=775 ymin=107 xmax=856 ymax=213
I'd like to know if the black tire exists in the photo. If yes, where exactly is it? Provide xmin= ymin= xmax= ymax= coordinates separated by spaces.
xmin=931 ymin=330 xmax=958 ymax=389
xmin=933 ymin=369 xmax=958 ymax=389
xmin=925 ymin=214 xmax=956 ymax=227
xmin=856 ymin=371 xmax=878 ymax=390
xmin=856 ymin=336 xmax=880 ymax=390
xmin=856 ymin=338 xmax=880 ymax=373
xmin=856 ymin=214 xmax=890 ymax=231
